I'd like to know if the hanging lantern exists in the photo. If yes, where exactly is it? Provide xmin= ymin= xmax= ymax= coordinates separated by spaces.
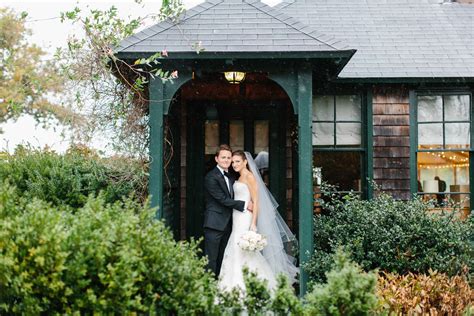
xmin=224 ymin=71 xmax=246 ymax=84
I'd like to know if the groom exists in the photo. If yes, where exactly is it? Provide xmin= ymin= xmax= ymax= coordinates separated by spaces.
xmin=203 ymin=144 xmax=252 ymax=277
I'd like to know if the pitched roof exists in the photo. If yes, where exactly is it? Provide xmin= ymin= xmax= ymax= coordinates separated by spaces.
xmin=116 ymin=0 xmax=350 ymax=54
xmin=277 ymin=0 xmax=474 ymax=78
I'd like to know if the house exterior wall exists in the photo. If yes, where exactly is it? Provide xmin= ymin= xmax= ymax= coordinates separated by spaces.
xmin=169 ymin=81 xmax=472 ymax=240
xmin=372 ymin=86 xmax=412 ymax=200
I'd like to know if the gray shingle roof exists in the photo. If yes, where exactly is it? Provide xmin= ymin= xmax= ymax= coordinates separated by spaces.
xmin=277 ymin=0 xmax=474 ymax=78
xmin=115 ymin=0 xmax=350 ymax=54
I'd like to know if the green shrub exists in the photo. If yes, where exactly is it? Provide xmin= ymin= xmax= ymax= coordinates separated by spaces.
xmin=304 ymin=248 xmax=378 ymax=316
xmin=0 ymin=146 xmax=148 ymax=208
xmin=0 ymin=182 xmax=217 ymax=314
xmin=216 ymin=251 xmax=379 ymax=316
xmin=307 ymin=191 xmax=473 ymax=284
xmin=216 ymin=269 xmax=304 ymax=315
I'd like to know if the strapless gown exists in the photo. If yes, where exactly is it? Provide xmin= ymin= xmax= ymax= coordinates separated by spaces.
xmin=218 ymin=181 xmax=277 ymax=292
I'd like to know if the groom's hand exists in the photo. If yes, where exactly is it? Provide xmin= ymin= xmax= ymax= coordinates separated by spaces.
xmin=247 ymin=201 xmax=253 ymax=213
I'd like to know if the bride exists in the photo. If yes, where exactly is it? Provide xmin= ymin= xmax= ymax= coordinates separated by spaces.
xmin=218 ymin=150 xmax=298 ymax=292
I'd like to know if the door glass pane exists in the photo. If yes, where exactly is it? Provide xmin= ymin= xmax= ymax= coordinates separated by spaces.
xmin=336 ymin=95 xmax=361 ymax=121
xmin=313 ymin=151 xmax=362 ymax=192
xmin=444 ymin=95 xmax=470 ymax=122
xmin=336 ymin=123 xmax=361 ymax=146
xmin=205 ymin=120 xmax=219 ymax=155
xmin=254 ymin=120 xmax=269 ymax=153
xmin=313 ymin=96 xmax=334 ymax=121
xmin=313 ymin=122 xmax=334 ymax=146
xmin=229 ymin=120 xmax=244 ymax=151
xmin=418 ymin=123 xmax=443 ymax=149
xmin=445 ymin=123 xmax=470 ymax=148
xmin=418 ymin=95 xmax=442 ymax=122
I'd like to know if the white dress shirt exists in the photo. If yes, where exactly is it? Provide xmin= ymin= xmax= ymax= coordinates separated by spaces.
xmin=216 ymin=165 xmax=230 ymax=192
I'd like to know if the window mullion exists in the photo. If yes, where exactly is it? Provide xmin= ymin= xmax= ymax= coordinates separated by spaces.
xmin=333 ymin=95 xmax=337 ymax=147
xmin=442 ymin=96 xmax=446 ymax=149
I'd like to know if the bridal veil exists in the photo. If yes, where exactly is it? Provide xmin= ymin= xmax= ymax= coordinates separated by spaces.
xmin=244 ymin=152 xmax=299 ymax=283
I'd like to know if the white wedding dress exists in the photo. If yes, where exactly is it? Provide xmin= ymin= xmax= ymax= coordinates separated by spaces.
xmin=218 ymin=181 xmax=277 ymax=292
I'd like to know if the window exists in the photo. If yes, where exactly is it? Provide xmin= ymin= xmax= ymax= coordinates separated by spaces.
xmin=414 ymin=92 xmax=472 ymax=216
xmin=312 ymin=94 xmax=366 ymax=195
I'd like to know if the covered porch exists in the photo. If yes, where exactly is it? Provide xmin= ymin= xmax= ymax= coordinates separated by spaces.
xmin=115 ymin=0 xmax=355 ymax=294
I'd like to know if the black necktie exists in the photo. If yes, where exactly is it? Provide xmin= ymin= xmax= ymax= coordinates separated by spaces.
xmin=222 ymin=171 xmax=233 ymax=197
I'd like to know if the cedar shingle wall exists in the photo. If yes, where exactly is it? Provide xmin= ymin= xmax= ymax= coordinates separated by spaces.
xmin=372 ymin=87 xmax=411 ymax=200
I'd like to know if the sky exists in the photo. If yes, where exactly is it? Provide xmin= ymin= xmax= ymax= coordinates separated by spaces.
xmin=0 ymin=0 xmax=280 ymax=155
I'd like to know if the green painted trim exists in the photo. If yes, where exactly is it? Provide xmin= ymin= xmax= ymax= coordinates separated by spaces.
xmin=417 ymin=149 xmax=471 ymax=152
xmin=470 ymin=93 xmax=473 ymax=212
xmin=149 ymin=78 xmax=165 ymax=219
xmin=268 ymin=69 xmax=299 ymax=114
xmin=162 ymin=76 xmax=192 ymax=115
xmin=411 ymin=90 xmax=473 ymax=203
xmin=312 ymin=147 xmax=365 ymax=152
xmin=366 ymin=88 xmax=374 ymax=199
xmin=115 ymin=50 xmax=355 ymax=61
xmin=409 ymin=90 xmax=418 ymax=196
xmin=312 ymin=90 xmax=368 ymax=198
xmin=297 ymin=65 xmax=313 ymax=296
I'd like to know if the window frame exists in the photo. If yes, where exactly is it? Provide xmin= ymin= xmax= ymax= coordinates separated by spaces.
xmin=312 ymin=90 xmax=371 ymax=198
xmin=410 ymin=90 xmax=473 ymax=211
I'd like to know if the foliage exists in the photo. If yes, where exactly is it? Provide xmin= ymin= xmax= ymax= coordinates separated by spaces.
xmin=307 ymin=188 xmax=474 ymax=284
xmin=57 ymin=0 xmax=183 ymax=158
xmin=216 ymin=250 xmax=379 ymax=315
xmin=0 ymin=145 xmax=148 ymax=208
xmin=304 ymin=248 xmax=379 ymax=316
xmin=216 ymin=269 xmax=304 ymax=315
xmin=377 ymin=270 xmax=474 ymax=315
xmin=0 ymin=7 xmax=74 ymax=129
xmin=0 ymin=182 xmax=218 ymax=314
xmin=270 ymin=275 xmax=304 ymax=315
xmin=243 ymin=267 xmax=272 ymax=314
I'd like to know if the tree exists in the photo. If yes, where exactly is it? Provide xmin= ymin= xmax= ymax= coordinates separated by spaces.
xmin=0 ymin=8 xmax=76 ymax=130
xmin=57 ymin=0 xmax=183 ymax=158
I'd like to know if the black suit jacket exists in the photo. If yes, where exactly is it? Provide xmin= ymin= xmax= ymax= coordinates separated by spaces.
xmin=204 ymin=167 xmax=245 ymax=231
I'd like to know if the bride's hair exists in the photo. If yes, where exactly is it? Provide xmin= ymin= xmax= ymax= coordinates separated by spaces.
xmin=232 ymin=150 xmax=246 ymax=160
xmin=232 ymin=150 xmax=250 ymax=171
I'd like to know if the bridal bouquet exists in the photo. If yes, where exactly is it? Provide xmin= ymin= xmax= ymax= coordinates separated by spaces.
xmin=238 ymin=230 xmax=267 ymax=252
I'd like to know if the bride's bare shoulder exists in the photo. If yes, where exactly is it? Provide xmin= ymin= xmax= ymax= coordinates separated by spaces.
xmin=243 ymin=172 xmax=257 ymax=186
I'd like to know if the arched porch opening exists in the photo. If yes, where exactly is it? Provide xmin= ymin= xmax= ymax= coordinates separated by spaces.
xmin=163 ymin=71 xmax=298 ymax=242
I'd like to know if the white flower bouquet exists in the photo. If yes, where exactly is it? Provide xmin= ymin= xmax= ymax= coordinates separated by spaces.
xmin=238 ymin=230 xmax=267 ymax=252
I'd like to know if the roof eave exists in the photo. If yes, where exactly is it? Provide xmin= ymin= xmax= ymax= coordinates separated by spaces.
xmin=334 ymin=76 xmax=474 ymax=84
xmin=114 ymin=49 xmax=356 ymax=61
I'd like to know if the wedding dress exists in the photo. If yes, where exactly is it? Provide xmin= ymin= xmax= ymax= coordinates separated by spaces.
xmin=218 ymin=181 xmax=277 ymax=292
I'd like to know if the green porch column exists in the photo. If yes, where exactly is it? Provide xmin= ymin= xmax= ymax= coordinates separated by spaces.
xmin=297 ymin=66 xmax=313 ymax=295
xmin=149 ymin=78 xmax=165 ymax=219
xmin=149 ymin=73 xmax=191 ymax=220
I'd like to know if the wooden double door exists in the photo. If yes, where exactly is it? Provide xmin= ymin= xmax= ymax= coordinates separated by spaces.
xmin=186 ymin=102 xmax=287 ymax=240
